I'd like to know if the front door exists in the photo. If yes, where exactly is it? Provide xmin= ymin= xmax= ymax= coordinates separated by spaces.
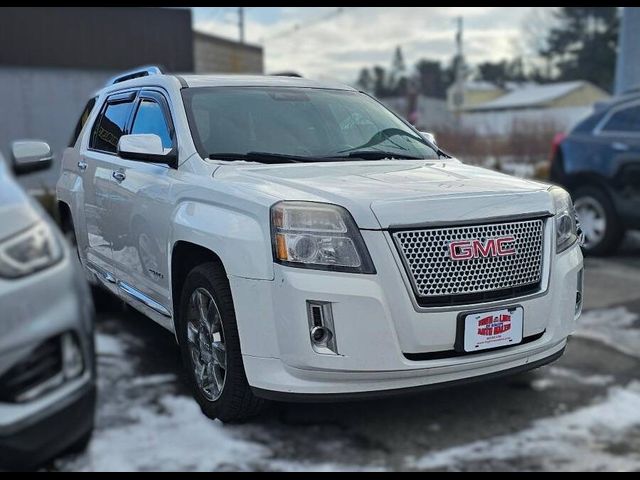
xmin=108 ymin=90 xmax=176 ymax=319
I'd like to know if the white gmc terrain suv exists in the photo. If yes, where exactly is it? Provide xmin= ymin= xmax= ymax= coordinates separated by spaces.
xmin=57 ymin=67 xmax=584 ymax=422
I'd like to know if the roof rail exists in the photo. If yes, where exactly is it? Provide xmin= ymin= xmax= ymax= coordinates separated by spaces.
xmin=106 ymin=66 xmax=163 ymax=87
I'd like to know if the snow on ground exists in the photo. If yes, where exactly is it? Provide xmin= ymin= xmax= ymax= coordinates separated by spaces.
xmin=575 ymin=307 xmax=640 ymax=360
xmin=59 ymin=304 xmax=640 ymax=471
xmin=65 ymin=395 xmax=271 ymax=472
xmin=96 ymin=332 xmax=127 ymax=357
xmin=60 ymin=330 xmax=381 ymax=472
xmin=409 ymin=381 xmax=640 ymax=471
xmin=408 ymin=307 xmax=640 ymax=471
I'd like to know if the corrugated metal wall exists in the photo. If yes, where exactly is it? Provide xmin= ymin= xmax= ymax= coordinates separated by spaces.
xmin=0 ymin=67 xmax=114 ymax=190
xmin=0 ymin=7 xmax=193 ymax=72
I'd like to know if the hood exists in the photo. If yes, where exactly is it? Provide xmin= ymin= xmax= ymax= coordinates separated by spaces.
xmin=0 ymin=172 xmax=42 ymax=241
xmin=214 ymin=160 xmax=554 ymax=229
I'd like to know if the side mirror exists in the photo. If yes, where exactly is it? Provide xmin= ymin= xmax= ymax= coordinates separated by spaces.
xmin=420 ymin=132 xmax=437 ymax=146
xmin=11 ymin=140 xmax=53 ymax=176
xmin=117 ymin=134 xmax=176 ymax=167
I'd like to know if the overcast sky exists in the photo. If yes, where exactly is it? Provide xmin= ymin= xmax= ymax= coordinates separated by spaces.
xmin=191 ymin=7 xmax=547 ymax=84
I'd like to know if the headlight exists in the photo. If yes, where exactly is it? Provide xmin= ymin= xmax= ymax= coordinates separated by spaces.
xmin=550 ymin=187 xmax=578 ymax=254
xmin=271 ymin=201 xmax=375 ymax=274
xmin=0 ymin=221 xmax=63 ymax=278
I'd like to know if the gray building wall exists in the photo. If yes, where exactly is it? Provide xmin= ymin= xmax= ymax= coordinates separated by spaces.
xmin=194 ymin=32 xmax=264 ymax=74
xmin=0 ymin=7 xmax=193 ymax=72
xmin=0 ymin=67 xmax=114 ymax=190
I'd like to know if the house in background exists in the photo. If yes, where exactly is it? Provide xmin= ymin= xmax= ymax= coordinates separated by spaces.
xmin=446 ymin=81 xmax=507 ymax=111
xmin=459 ymin=81 xmax=610 ymax=136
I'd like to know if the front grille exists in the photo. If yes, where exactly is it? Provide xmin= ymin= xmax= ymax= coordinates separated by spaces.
xmin=393 ymin=218 xmax=545 ymax=307
xmin=0 ymin=336 xmax=63 ymax=403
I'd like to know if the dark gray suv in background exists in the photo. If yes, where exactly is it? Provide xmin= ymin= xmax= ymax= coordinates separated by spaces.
xmin=550 ymin=91 xmax=640 ymax=255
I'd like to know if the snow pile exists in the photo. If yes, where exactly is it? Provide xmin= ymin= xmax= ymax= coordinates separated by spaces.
xmin=409 ymin=381 xmax=640 ymax=471
xmin=65 ymin=395 xmax=270 ymax=472
xmin=575 ymin=307 xmax=640 ymax=360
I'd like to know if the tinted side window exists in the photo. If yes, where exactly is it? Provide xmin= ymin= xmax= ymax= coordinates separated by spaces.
xmin=602 ymin=104 xmax=640 ymax=134
xmin=69 ymin=97 xmax=97 ymax=147
xmin=91 ymin=100 xmax=135 ymax=153
xmin=131 ymin=100 xmax=173 ymax=149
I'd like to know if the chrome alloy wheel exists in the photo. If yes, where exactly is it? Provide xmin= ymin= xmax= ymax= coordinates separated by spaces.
xmin=574 ymin=196 xmax=607 ymax=249
xmin=186 ymin=288 xmax=227 ymax=402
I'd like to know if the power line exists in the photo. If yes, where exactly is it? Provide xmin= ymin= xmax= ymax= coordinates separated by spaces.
xmin=263 ymin=7 xmax=356 ymax=42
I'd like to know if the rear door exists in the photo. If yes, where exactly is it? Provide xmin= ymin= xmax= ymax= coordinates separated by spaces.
xmin=81 ymin=91 xmax=137 ymax=283
xmin=108 ymin=90 xmax=176 ymax=319
xmin=596 ymin=100 xmax=640 ymax=224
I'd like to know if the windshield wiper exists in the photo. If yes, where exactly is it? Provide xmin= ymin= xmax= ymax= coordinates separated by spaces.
xmin=208 ymin=152 xmax=311 ymax=164
xmin=333 ymin=150 xmax=424 ymax=161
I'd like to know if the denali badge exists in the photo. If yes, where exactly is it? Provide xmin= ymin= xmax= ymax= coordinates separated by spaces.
xmin=449 ymin=236 xmax=516 ymax=261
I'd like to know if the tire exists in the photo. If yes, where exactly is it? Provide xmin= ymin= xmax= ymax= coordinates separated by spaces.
xmin=177 ymin=262 xmax=265 ymax=423
xmin=573 ymin=186 xmax=624 ymax=256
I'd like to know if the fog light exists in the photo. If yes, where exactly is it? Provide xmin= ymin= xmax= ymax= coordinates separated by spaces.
xmin=62 ymin=333 xmax=84 ymax=380
xmin=307 ymin=301 xmax=338 ymax=355
xmin=311 ymin=326 xmax=331 ymax=344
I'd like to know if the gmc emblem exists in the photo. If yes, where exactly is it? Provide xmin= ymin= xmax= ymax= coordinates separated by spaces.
xmin=449 ymin=236 xmax=516 ymax=261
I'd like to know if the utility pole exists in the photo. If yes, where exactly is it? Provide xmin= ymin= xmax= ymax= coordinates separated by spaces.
xmin=238 ymin=7 xmax=245 ymax=43
xmin=452 ymin=17 xmax=466 ymax=117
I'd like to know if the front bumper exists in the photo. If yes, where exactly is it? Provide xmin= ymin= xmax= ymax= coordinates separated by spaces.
xmin=0 ymin=250 xmax=96 ymax=469
xmin=0 ymin=379 xmax=95 ymax=470
xmin=230 ymin=230 xmax=583 ymax=398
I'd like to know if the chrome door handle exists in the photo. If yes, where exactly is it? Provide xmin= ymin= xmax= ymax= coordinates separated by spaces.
xmin=112 ymin=171 xmax=126 ymax=182
xmin=78 ymin=161 xmax=88 ymax=171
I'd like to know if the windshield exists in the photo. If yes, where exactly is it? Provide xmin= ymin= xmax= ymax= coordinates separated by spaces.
xmin=182 ymin=87 xmax=440 ymax=162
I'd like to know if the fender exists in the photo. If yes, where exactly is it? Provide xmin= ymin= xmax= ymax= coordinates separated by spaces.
xmin=169 ymin=200 xmax=275 ymax=281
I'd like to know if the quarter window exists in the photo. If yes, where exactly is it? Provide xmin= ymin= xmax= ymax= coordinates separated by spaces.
xmin=91 ymin=99 xmax=135 ymax=153
xmin=131 ymin=100 xmax=173 ymax=149
xmin=602 ymin=104 xmax=640 ymax=134
xmin=70 ymin=97 xmax=97 ymax=147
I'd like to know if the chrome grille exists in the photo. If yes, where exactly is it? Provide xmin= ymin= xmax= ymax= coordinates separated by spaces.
xmin=393 ymin=219 xmax=544 ymax=305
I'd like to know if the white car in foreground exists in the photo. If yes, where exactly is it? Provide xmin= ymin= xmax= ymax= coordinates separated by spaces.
xmin=57 ymin=68 xmax=584 ymax=422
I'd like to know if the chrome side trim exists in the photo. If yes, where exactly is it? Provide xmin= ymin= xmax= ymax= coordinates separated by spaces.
xmin=86 ymin=261 xmax=116 ymax=284
xmin=119 ymin=282 xmax=171 ymax=318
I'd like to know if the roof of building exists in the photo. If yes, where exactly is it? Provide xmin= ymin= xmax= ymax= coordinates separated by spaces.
xmin=461 ymin=81 xmax=503 ymax=92
xmin=466 ymin=81 xmax=591 ymax=111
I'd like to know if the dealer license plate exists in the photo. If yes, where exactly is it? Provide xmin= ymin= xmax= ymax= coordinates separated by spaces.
xmin=463 ymin=307 xmax=524 ymax=352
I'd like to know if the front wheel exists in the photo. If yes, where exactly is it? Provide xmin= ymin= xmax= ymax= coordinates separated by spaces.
xmin=177 ymin=263 xmax=265 ymax=423
xmin=573 ymin=186 xmax=624 ymax=256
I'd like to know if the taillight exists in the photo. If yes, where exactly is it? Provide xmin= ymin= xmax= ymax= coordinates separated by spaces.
xmin=550 ymin=132 xmax=567 ymax=163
